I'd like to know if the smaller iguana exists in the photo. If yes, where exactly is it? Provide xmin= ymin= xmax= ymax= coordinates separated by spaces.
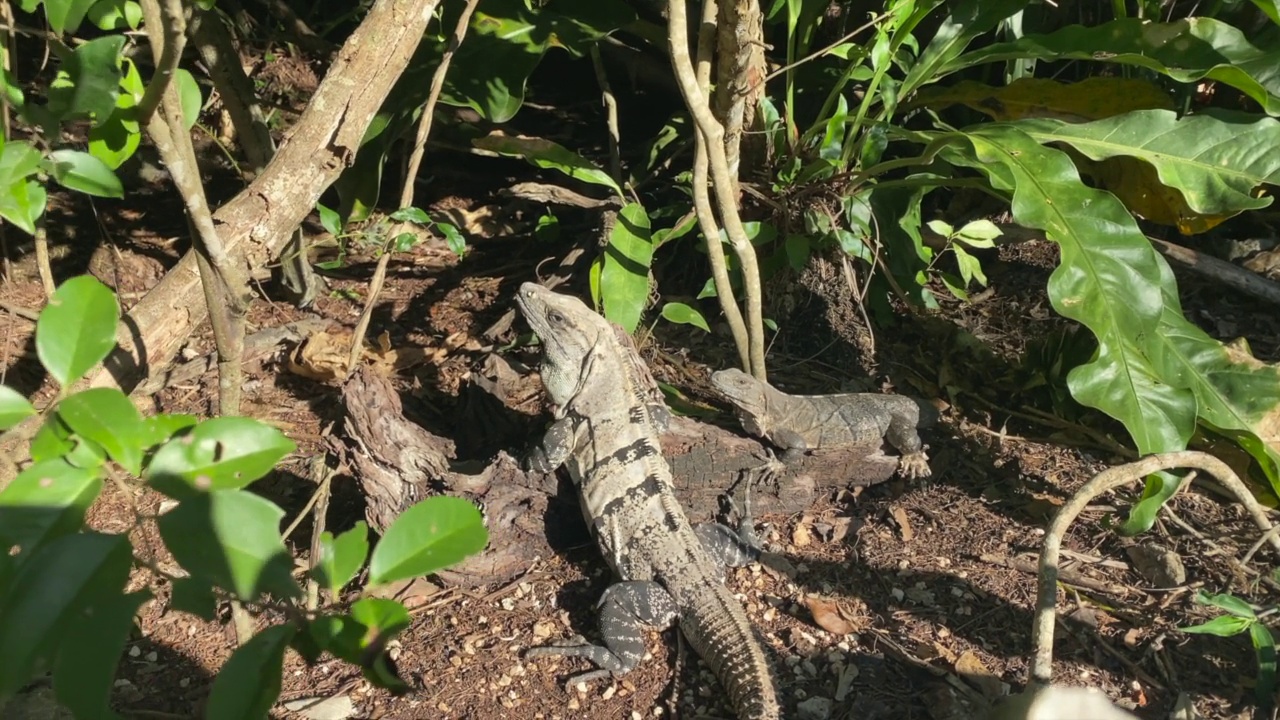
xmin=711 ymin=368 xmax=938 ymax=479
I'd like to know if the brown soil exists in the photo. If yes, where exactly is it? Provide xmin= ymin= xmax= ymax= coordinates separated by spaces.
xmin=2 ymin=48 xmax=1278 ymax=720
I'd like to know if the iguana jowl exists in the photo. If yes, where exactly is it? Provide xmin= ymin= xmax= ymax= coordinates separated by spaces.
xmin=712 ymin=368 xmax=937 ymax=479
xmin=516 ymin=283 xmax=780 ymax=720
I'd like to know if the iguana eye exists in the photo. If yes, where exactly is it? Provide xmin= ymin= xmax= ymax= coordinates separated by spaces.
xmin=548 ymin=310 xmax=566 ymax=325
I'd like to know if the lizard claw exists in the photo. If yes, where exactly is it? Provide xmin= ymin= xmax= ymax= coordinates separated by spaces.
xmin=897 ymin=451 xmax=932 ymax=481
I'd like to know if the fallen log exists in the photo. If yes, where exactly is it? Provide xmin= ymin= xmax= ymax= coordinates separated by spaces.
xmin=337 ymin=365 xmax=899 ymax=588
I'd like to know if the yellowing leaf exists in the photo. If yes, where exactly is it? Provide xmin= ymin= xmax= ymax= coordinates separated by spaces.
xmin=911 ymin=77 xmax=1173 ymax=121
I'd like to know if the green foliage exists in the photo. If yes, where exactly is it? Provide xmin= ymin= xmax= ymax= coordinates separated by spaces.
xmin=595 ymin=203 xmax=654 ymax=333
xmin=1182 ymin=591 xmax=1277 ymax=705
xmin=0 ymin=277 xmax=489 ymax=717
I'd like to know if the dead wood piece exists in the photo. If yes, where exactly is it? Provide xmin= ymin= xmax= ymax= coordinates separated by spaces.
xmin=338 ymin=367 xmax=900 ymax=588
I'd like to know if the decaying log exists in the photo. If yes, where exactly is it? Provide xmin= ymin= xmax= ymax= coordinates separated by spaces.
xmin=338 ymin=366 xmax=900 ymax=588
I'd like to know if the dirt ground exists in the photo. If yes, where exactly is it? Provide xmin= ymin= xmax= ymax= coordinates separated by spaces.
xmin=2 ymin=48 xmax=1279 ymax=720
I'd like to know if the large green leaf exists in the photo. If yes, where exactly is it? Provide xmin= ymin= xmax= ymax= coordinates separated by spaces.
xmin=0 ymin=385 xmax=35 ymax=430
xmin=156 ymin=490 xmax=300 ymax=602
xmin=205 ymin=624 xmax=295 ymax=720
xmin=88 ymin=57 xmax=142 ymax=170
xmin=367 ymin=496 xmax=487 ymax=587
xmin=35 ymin=275 xmax=120 ymax=388
xmin=44 ymin=149 xmax=124 ymax=198
xmin=598 ymin=202 xmax=654 ymax=333
xmin=0 ymin=139 xmax=48 ymax=234
xmin=0 ymin=459 xmax=102 ymax=558
xmin=943 ymin=125 xmax=1195 ymax=454
xmin=46 ymin=35 xmax=125 ymax=126
xmin=948 ymin=17 xmax=1280 ymax=116
xmin=472 ymin=133 xmax=621 ymax=197
xmin=0 ymin=532 xmax=131 ymax=696
xmin=53 ymin=589 xmax=149 ymax=720
xmin=146 ymin=417 xmax=295 ymax=498
xmin=901 ymin=0 xmax=1028 ymax=97
xmin=42 ymin=0 xmax=99 ymax=34
xmin=1010 ymin=109 xmax=1280 ymax=216
xmin=57 ymin=388 xmax=145 ymax=475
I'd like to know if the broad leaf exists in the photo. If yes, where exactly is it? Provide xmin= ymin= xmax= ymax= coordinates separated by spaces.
xmin=53 ymin=590 xmax=149 ymax=720
xmin=472 ymin=133 xmax=621 ymax=197
xmin=169 ymin=576 xmax=217 ymax=621
xmin=1195 ymin=590 xmax=1259 ymax=618
xmin=46 ymin=35 xmax=125 ymax=125
xmin=0 ymin=178 xmax=46 ymax=234
xmin=57 ymin=388 xmax=145 ymax=475
xmin=44 ymin=149 xmax=124 ymax=198
xmin=156 ymin=490 xmax=300 ymax=602
xmin=911 ymin=77 xmax=1175 ymax=121
xmin=137 ymin=413 xmax=199 ymax=448
xmin=367 ymin=496 xmax=486 ymax=586
xmin=87 ymin=0 xmax=143 ymax=30
xmin=0 ymin=458 xmax=102 ymax=558
xmin=146 ymin=417 xmax=295 ymax=498
xmin=1180 ymin=615 xmax=1253 ymax=637
xmin=598 ymin=203 xmax=654 ymax=332
xmin=204 ymin=624 xmax=295 ymax=720
xmin=0 ymin=140 xmax=43 ymax=186
xmin=174 ymin=69 xmax=202 ymax=130
xmin=0 ymin=385 xmax=35 ymax=430
xmin=944 ymin=126 xmax=1195 ymax=455
xmin=0 ymin=532 xmax=131 ymax=696
xmin=35 ymin=275 xmax=120 ymax=387
xmin=660 ymin=302 xmax=710 ymax=333
xmin=42 ymin=0 xmax=99 ymax=34
xmin=313 ymin=522 xmax=370 ymax=596
xmin=902 ymin=0 xmax=1028 ymax=97
xmin=949 ymin=17 xmax=1280 ymax=116
xmin=30 ymin=414 xmax=76 ymax=462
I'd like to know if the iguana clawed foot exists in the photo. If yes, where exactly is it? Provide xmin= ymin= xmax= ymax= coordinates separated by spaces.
xmin=897 ymin=450 xmax=932 ymax=481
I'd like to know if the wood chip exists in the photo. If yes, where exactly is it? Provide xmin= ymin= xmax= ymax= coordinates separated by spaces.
xmin=890 ymin=506 xmax=914 ymax=542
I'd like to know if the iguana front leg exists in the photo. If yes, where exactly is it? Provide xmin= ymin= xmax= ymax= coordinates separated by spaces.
xmin=524 ymin=416 xmax=576 ymax=473
xmin=885 ymin=416 xmax=931 ymax=479
xmin=694 ymin=467 xmax=771 ymax=571
xmin=525 ymin=581 xmax=679 ymax=689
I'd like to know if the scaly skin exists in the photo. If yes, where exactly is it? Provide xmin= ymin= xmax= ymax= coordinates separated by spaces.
xmin=712 ymin=367 xmax=937 ymax=479
xmin=517 ymin=283 xmax=780 ymax=720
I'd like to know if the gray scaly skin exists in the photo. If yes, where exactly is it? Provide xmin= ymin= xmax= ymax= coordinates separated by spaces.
xmin=516 ymin=283 xmax=781 ymax=720
xmin=712 ymin=367 xmax=938 ymax=479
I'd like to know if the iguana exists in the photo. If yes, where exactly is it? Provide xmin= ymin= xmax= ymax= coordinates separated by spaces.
xmin=516 ymin=283 xmax=780 ymax=720
xmin=711 ymin=367 xmax=937 ymax=479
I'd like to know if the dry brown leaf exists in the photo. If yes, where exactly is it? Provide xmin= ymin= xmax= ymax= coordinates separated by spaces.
xmin=804 ymin=596 xmax=855 ymax=635
xmin=955 ymin=650 xmax=1004 ymax=700
xmin=288 ymin=329 xmax=351 ymax=381
xmin=792 ymin=516 xmax=814 ymax=547
xmin=890 ymin=506 xmax=914 ymax=542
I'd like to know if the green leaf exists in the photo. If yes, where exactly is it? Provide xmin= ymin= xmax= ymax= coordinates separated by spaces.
xmin=367 ymin=496 xmax=487 ymax=587
xmin=437 ymin=222 xmax=466 ymax=257
xmin=598 ymin=202 xmax=654 ymax=333
xmin=45 ymin=35 xmax=125 ymax=125
xmin=660 ymin=302 xmax=710 ymax=333
xmin=951 ymin=17 xmax=1280 ymax=116
xmin=1252 ymin=0 xmax=1280 ymax=26
xmin=204 ymin=624 xmax=295 ymax=720
xmin=0 ymin=532 xmax=131 ymax=696
xmin=951 ymin=245 xmax=987 ymax=287
xmin=44 ymin=149 xmax=124 ymax=198
xmin=0 ymin=385 xmax=35 ymax=429
xmin=137 ymin=413 xmax=199 ymax=448
xmin=1011 ymin=109 xmax=1280 ymax=217
xmin=87 ymin=0 xmax=142 ymax=30
xmin=1119 ymin=470 xmax=1182 ymax=535
xmin=0 ymin=140 xmax=44 ymax=186
xmin=53 ymin=589 xmax=149 ymax=720
xmin=146 ymin=417 xmax=296 ymax=498
xmin=0 ymin=140 xmax=48 ymax=235
xmin=174 ymin=69 xmax=202 ymax=130
xmin=1194 ymin=590 xmax=1258 ymax=618
xmin=1180 ymin=614 xmax=1253 ymax=637
xmin=30 ymin=414 xmax=75 ymax=462
xmin=389 ymin=206 xmax=430 ymax=224
xmin=954 ymin=218 xmax=1001 ymax=248
xmin=35 ymin=276 xmax=120 ymax=387
xmin=169 ymin=576 xmax=217 ymax=621
xmin=944 ymin=126 xmax=1195 ymax=455
xmin=347 ymin=598 xmax=411 ymax=691
xmin=57 ymin=388 xmax=145 ymax=475
xmin=1251 ymin=621 xmax=1277 ymax=706
xmin=312 ymin=522 xmax=370 ymax=595
xmin=783 ymin=234 xmax=810 ymax=272
xmin=156 ymin=490 xmax=300 ymax=602
xmin=88 ymin=58 xmax=142 ymax=169
xmin=317 ymin=203 xmax=341 ymax=236
xmin=42 ymin=0 xmax=100 ymax=34
xmin=472 ymin=133 xmax=622 ymax=197
xmin=903 ymin=0 xmax=1028 ymax=97
xmin=0 ymin=459 xmax=101 ymax=558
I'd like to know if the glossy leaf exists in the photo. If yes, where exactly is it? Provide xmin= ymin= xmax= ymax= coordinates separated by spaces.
xmin=1195 ymin=590 xmax=1258 ymax=618
xmin=137 ymin=413 xmax=198 ymax=448
xmin=156 ymin=490 xmax=300 ymax=602
xmin=35 ymin=275 xmax=120 ymax=387
xmin=913 ymin=77 xmax=1175 ymax=122
xmin=0 ymin=140 xmax=44 ymax=186
xmin=313 ymin=522 xmax=370 ymax=595
xmin=44 ymin=149 xmax=124 ymax=198
xmin=949 ymin=17 xmax=1280 ymax=115
xmin=53 ymin=589 xmax=149 ymax=719
xmin=367 ymin=496 xmax=487 ymax=587
xmin=0 ymin=459 xmax=102 ymax=558
xmin=45 ymin=35 xmax=125 ymax=125
xmin=472 ymin=133 xmax=622 ymax=197
xmin=42 ymin=0 xmax=99 ymax=34
xmin=205 ymin=624 xmax=295 ymax=720
xmin=88 ymin=59 xmax=142 ymax=169
xmin=57 ymin=388 xmax=145 ymax=475
xmin=389 ymin=206 xmax=429 ymax=224
xmin=146 ymin=417 xmax=295 ymax=498
xmin=944 ymin=126 xmax=1195 ymax=455
xmin=1180 ymin=615 xmax=1253 ymax=637
xmin=174 ymin=69 xmax=202 ymax=130
xmin=598 ymin=202 xmax=654 ymax=333
xmin=29 ymin=414 xmax=76 ymax=462
xmin=0 ymin=385 xmax=35 ymax=430
xmin=437 ymin=222 xmax=466 ymax=257
xmin=87 ymin=0 xmax=142 ymax=29
xmin=0 ymin=178 xmax=46 ymax=235
xmin=660 ymin=302 xmax=710 ymax=333
xmin=317 ymin=203 xmax=341 ymax=236
xmin=1251 ymin=621 xmax=1277 ymax=705
xmin=0 ymin=532 xmax=131 ymax=696
xmin=902 ymin=0 xmax=1029 ymax=97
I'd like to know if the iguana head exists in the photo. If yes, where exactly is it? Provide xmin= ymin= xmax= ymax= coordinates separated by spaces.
xmin=515 ymin=282 xmax=610 ymax=407
xmin=711 ymin=368 xmax=768 ymax=416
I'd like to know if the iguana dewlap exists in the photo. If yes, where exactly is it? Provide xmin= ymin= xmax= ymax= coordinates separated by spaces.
xmin=712 ymin=368 xmax=937 ymax=479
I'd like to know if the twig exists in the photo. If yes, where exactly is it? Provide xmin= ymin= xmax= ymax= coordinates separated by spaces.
xmin=348 ymin=0 xmax=480 ymax=372
xmin=0 ymin=300 xmax=38 ymax=321
xmin=32 ymin=221 xmax=53 ymax=297
xmin=303 ymin=457 xmax=332 ymax=612
xmin=589 ymin=45 xmax=622 ymax=186
xmin=1030 ymin=451 xmax=1280 ymax=686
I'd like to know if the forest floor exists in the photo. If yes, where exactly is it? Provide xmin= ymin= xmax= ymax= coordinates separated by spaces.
xmin=1 ymin=47 xmax=1278 ymax=720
